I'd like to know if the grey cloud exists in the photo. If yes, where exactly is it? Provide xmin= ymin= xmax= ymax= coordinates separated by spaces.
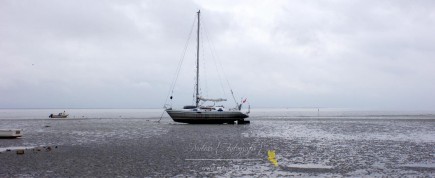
xmin=1 ymin=0 xmax=435 ymax=109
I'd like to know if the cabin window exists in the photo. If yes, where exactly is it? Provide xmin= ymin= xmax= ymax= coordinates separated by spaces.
xmin=16 ymin=131 xmax=21 ymax=134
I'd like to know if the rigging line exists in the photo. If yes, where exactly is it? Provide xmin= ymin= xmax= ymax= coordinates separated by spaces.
xmin=217 ymin=52 xmax=239 ymax=106
xmin=202 ymin=21 xmax=238 ymax=106
xmin=159 ymin=15 xmax=196 ymax=122
xmin=200 ymin=24 xmax=209 ymax=99
xmin=192 ymin=71 xmax=196 ymax=105
xmin=213 ymin=42 xmax=239 ymax=106
xmin=169 ymin=16 xmax=197 ymax=97
xmin=165 ymin=15 xmax=196 ymax=104
xmin=202 ymin=21 xmax=227 ymax=99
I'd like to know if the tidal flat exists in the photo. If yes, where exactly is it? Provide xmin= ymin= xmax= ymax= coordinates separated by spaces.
xmin=1 ymin=109 xmax=434 ymax=177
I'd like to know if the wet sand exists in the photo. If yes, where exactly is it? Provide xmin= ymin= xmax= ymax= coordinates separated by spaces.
xmin=1 ymin=117 xmax=434 ymax=177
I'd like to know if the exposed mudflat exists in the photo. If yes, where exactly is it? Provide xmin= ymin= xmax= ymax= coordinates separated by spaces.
xmin=1 ymin=109 xmax=434 ymax=177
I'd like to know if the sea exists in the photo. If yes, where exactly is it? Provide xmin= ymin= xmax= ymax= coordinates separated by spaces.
xmin=0 ymin=108 xmax=434 ymax=177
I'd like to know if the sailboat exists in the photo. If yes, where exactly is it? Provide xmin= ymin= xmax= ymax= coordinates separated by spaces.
xmin=165 ymin=10 xmax=250 ymax=124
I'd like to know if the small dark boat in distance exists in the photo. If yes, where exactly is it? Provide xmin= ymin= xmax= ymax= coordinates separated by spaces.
xmin=49 ymin=111 xmax=69 ymax=118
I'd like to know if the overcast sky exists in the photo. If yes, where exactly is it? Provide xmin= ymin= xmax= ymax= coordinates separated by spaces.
xmin=1 ymin=0 xmax=435 ymax=110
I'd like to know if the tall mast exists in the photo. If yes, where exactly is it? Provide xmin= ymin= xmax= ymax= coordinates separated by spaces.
xmin=195 ymin=10 xmax=200 ymax=108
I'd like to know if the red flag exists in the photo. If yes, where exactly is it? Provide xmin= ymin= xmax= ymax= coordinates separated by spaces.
xmin=242 ymin=98 xmax=247 ymax=103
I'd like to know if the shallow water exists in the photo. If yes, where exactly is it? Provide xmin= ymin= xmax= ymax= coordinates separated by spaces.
xmin=0 ymin=108 xmax=434 ymax=177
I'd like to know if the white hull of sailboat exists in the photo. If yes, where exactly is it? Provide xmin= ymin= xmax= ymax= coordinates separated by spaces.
xmin=166 ymin=109 xmax=248 ymax=124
